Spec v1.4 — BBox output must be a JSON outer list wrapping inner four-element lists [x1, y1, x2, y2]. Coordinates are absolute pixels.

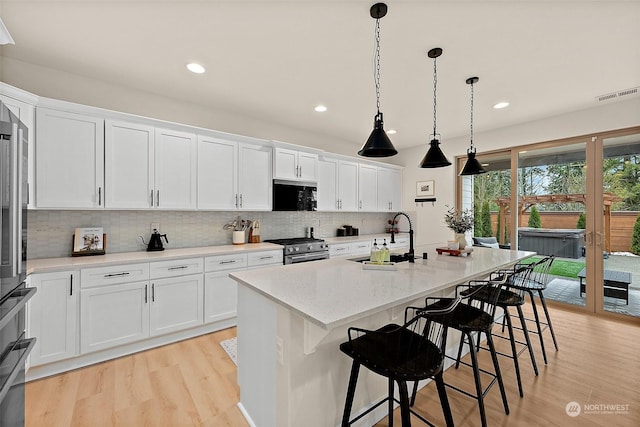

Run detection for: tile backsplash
[[27, 210, 402, 259]]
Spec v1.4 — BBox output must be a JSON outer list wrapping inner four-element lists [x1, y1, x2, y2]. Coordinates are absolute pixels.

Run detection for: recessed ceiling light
[[314, 105, 327, 112], [186, 63, 205, 74], [493, 101, 509, 109], [386, 129, 397, 135]]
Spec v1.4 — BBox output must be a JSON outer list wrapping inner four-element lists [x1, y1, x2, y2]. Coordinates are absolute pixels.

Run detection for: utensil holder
[[233, 231, 245, 245]]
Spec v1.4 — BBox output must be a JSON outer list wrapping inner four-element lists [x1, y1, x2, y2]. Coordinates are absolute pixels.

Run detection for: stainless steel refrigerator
[[0, 101, 36, 425]]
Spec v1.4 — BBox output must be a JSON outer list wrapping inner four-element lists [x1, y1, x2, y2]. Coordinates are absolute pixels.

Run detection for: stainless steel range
[[264, 238, 329, 264]]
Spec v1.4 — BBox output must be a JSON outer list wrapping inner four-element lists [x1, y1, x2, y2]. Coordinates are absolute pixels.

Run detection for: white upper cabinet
[[105, 122, 196, 209], [273, 146, 318, 182], [317, 157, 338, 211], [197, 135, 238, 210], [35, 108, 105, 208], [377, 166, 402, 212], [238, 143, 272, 210], [154, 128, 197, 209], [337, 160, 359, 211], [358, 163, 377, 211], [104, 120, 154, 209], [198, 137, 271, 211]]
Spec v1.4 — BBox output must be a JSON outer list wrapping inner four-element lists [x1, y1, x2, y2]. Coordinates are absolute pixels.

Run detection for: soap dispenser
[[370, 239, 380, 264], [382, 239, 390, 263]]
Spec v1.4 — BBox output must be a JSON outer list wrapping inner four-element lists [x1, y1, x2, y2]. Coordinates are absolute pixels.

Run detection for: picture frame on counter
[[72, 227, 106, 256], [416, 180, 435, 197]]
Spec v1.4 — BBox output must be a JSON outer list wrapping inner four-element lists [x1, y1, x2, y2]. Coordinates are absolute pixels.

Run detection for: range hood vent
[[595, 86, 639, 103]]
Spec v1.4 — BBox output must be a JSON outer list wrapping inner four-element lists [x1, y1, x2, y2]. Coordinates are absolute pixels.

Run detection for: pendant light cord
[[469, 80, 474, 151], [374, 18, 381, 115], [432, 55, 438, 136]]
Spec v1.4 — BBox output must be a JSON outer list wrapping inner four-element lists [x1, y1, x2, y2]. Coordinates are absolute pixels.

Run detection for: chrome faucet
[[390, 212, 415, 263]]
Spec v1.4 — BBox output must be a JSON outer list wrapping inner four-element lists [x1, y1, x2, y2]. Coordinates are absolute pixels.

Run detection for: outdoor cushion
[[473, 237, 499, 248]]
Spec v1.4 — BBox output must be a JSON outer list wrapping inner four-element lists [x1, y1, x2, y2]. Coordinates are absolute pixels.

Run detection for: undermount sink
[[349, 253, 416, 263]]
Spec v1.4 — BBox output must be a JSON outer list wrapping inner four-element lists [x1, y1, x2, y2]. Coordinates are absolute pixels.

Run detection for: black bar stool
[[508, 256, 558, 364], [418, 278, 510, 427], [478, 263, 539, 398], [340, 298, 461, 427]]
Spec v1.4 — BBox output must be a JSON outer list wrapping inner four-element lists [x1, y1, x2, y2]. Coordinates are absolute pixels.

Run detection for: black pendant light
[[460, 76, 487, 176], [358, 3, 397, 157], [419, 48, 451, 168]]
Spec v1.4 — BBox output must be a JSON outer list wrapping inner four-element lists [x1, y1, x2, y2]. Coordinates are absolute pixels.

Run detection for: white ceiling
[[1, 0, 639, 153]]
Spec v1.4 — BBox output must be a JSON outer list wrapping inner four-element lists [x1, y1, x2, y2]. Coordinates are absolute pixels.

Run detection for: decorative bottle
[[370, 239, 380, 264], [382, 239, 390, 263]]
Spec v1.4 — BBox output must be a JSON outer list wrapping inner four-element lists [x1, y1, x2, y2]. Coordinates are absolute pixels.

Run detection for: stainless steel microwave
[[272, 180, 317, 211]]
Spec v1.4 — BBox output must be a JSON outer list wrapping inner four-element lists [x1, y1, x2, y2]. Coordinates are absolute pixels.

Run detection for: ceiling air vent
[[596, 87, 639, 102]]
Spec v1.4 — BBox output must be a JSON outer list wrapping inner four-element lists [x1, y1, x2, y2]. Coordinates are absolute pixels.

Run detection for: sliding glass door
[[459, 126, 640, 319]]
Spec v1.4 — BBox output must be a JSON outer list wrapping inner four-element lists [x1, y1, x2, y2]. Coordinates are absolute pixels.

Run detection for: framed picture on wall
[[72, 227, 106, 256], [416, 180, 435, 197]]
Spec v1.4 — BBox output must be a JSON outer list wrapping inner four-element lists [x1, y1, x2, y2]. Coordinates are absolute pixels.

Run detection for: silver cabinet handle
[[235, 194, 239, 208], [259, 255, 273, 260], [359, 201, 362, 209], [70, 274, 73, 296], [156, 190, 160, 207], [152, 283, 155, 302], [168, 265, 188, 271], [220, 260, 237, 264], [239, 194, 243, 208], [104, 272, 130, 278], [145, 284, 148, 303], [98, 187, 102, 206], [151, 190, 154, 207]]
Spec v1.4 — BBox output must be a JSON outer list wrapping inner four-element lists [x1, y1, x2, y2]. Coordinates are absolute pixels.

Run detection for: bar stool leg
[[342, 361, 360, 426], [516, 305, 539, 376], [503, 309, 525, 398], [397, 380, 411, 427], [527, 289, 548, 364], [465, 331, 488, 427], [538, 290, 559, 350], [388, 379, 395, 427], [434, 372, 455, 427], [486, 332, 510, 415]]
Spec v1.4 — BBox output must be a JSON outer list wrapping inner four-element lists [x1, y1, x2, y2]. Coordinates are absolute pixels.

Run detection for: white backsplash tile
[[27, 210, 411, 259]]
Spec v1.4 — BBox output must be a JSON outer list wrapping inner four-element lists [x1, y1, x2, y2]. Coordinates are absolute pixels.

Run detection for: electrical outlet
[[151, 222, 160, 233]]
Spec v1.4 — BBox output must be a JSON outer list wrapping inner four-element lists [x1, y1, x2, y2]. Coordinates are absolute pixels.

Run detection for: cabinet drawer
[[81, 263, 150, 288], [205, 253, 248, 272], [329, 243, 351, 257], [247, 250, 283, 267], [150, 257, 204, 279], [351, 241, 372, 254]]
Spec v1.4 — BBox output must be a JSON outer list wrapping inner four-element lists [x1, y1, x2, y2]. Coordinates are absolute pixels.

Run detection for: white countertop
[[27, 242, 283, 274], [230, 245, 535, 330]]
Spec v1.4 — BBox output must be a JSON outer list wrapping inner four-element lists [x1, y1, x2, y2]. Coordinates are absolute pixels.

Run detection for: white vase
[[455, 233, 467, 250]]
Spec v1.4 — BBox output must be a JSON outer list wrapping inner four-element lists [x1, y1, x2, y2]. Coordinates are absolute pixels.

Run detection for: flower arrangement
[[444, 206, 474, 234]]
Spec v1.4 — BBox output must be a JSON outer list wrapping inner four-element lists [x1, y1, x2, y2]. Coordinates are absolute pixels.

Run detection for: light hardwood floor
[[26, 304, 640, 426]]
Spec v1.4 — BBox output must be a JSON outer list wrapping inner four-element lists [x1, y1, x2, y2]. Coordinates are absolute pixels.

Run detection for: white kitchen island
[[230, 245, 534, 427]]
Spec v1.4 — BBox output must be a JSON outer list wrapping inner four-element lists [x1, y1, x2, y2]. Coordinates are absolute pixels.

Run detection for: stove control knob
[[308, 245, 313, 251], [294, 246, 299, 252], [287, 247, 294, 253]]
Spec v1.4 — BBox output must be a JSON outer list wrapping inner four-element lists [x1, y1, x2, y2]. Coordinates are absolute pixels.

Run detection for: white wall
[[396, 97, 640, 247], [1, 57, 379, 160]]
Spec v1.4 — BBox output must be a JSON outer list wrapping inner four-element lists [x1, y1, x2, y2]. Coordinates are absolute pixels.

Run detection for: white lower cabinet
[[29, 271, 79, 366], [205, 270, 239, 323], [150, 274, 204, 336], [80, 281, 150, 354]]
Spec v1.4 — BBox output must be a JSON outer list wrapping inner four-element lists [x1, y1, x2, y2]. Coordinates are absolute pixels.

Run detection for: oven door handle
[[288, 252, 329, 263], [0, 336, 36, 405], [0, 286, 36, 331]]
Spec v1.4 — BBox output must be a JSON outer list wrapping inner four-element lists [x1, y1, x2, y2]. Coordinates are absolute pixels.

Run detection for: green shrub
[[528, 206, 541, 228], [576, 212, 586, 229], [480, 202, 492, 237], [632, 214, 640, 255]]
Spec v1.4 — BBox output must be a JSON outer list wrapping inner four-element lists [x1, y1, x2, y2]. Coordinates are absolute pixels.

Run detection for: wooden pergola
[[494, 193, 622, 252]]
